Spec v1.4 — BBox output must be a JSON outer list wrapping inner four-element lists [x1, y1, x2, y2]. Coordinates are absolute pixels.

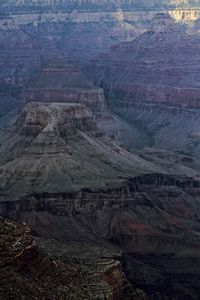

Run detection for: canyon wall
[[89, 13, 200, 155], [0, 217, 144, 300], [1, 173, 200, 299], [22, 60, 108, 116], [0, 2, 200, 299], [0, 0, 200, 123], [0, 101, 200, 298]]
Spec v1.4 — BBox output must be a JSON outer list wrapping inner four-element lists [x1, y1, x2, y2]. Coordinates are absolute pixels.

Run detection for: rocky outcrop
[[0, 217, 142, 300], [0, 101, 167, 201], [1, 172, 200, 299], [21, 58, 154, 150], [0, 4, 200, 300], [169, 8, 200, 23], [1, 98, 200, 299]]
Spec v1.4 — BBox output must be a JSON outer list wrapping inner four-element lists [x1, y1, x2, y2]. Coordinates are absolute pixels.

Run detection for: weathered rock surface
[[0, 217, 144, 300], [1, 102, 200, 299], [113, 104, 200, 157], [0, 102, 165, 202], [21, 58, 153, 149], [0, 0, 199, 125], [0, 0, 199, 90], [90, 14, 200, 104], [89, 13, 200, 155], [0, 3, 200, 300], [23, 59, 108, 116], [1, 173, 200, 299]]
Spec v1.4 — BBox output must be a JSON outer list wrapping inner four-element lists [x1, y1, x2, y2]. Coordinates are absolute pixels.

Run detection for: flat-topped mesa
[[0, 101, 172, 201], [22, 59, 107, 117], [19, 102, 94, 134], [20, 102, 95, 157]]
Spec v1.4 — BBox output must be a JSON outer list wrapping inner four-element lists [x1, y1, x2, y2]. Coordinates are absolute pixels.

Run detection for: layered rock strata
[[89, 14, 200, 154], [0, 0, 199, 92], [0, 102, 164, 201], [1, 172, 200, 299], [22, 59, 107, 116], [0, 102, 200, 299], [0, 217, 143, 300]]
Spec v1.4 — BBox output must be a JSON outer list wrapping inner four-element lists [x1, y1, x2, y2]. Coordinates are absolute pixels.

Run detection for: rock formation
[[0, 0, 199, 124], [0, 102, 200, 298], [22, 59, 107, 116], [0, 2, 200, 300], [0, 217, 144, 300], [22, 58, 156, 150], [89, 13, 200, 155], [0, 0, 199, 90], [0, 101, 164, 202]]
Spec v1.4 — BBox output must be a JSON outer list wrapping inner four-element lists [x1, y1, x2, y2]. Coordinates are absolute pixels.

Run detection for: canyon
[[1, 101, 200, 299], [0, 0, 200, 94], [0, 1, 200, 299], [89, 13, 200, 156]]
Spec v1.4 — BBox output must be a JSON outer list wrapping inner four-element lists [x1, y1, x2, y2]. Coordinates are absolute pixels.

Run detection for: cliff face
[[20, 58, 148, 150], [1, 2, 200, 299], [89, 14, 200, 155], [0, 0, 199, 124], [1, 173, 200, 299], [169, 8, 200, 23], [91, 14, 200, 93], [0, 102, 166, 202], [1, 173, 200, 247], [0, 0, 199, 89], [1, 102, 200, 298], [22, 59, 107, 116], [0, 103, 200, 299], [0, 217, 143, 300]]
